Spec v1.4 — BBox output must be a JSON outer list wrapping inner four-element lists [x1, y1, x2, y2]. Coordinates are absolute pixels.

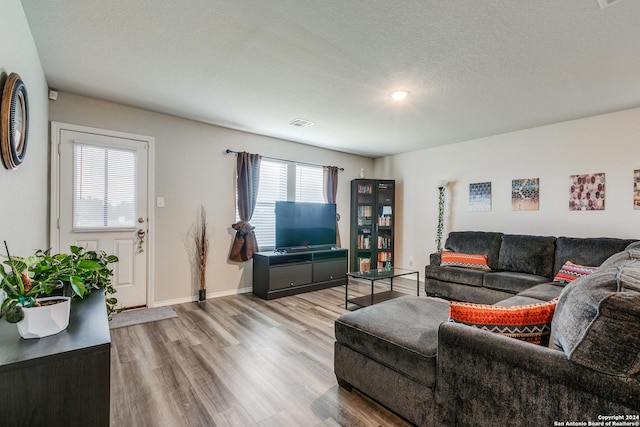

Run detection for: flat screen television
[[275, 201, 336, 250]]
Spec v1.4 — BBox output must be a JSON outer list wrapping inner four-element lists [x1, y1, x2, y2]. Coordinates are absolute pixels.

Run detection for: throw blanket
[[229, 220, 259, 262]]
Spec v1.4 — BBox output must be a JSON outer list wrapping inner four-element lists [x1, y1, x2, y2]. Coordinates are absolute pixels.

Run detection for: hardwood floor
[[110, 279, 417, 426]]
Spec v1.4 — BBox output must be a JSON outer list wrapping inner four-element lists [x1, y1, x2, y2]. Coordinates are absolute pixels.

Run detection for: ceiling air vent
[[597, 0, 624, 8], [289, 118, 315, 128]]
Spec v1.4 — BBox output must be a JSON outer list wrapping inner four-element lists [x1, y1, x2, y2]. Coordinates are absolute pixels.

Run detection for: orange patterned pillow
[[553, 261, 598, 283], [448, 298, 558, 345], [440, 251, 491, 271]]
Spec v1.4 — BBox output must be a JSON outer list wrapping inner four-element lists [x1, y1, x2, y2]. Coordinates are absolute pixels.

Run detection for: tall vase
[[198, 288, 206, 303]]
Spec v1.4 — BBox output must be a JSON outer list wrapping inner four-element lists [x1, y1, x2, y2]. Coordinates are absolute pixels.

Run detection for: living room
[[2, 0, 640, 425]]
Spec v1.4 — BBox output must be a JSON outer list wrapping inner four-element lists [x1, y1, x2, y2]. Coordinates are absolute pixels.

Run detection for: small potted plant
[[32, 246, 121, 318], [1, 242, 121, 338], [0, 251, 70, 339]]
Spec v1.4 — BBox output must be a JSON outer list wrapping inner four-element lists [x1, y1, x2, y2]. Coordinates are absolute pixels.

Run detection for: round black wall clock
[[1, 72, 29, 170]]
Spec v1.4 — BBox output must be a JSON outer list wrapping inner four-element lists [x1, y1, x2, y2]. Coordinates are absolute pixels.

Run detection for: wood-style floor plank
[[110, 279, 416, 426]]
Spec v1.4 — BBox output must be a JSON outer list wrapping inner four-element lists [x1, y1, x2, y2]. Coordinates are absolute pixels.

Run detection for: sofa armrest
[[436, 322, 640, 426], [429, 252, 441, 266]]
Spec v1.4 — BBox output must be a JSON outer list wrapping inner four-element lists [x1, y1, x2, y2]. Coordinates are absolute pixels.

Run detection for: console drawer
[[269, 262, 313, 290], [313, 258, 347, 283]]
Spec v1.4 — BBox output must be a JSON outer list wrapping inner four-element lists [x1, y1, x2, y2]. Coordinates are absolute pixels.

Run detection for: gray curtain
[[229, 152, 261, 262], [323, 166, 341, 248]]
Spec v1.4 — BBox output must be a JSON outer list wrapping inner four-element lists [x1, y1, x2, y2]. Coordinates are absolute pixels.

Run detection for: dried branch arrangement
[[193, 204, 209, 294]]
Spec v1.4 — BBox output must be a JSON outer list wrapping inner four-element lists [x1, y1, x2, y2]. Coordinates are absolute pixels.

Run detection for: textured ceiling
[[20, 0, 640, 157]]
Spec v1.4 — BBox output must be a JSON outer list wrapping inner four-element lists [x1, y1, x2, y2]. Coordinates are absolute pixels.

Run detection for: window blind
[[73, 143, 137, 230], [252, 160, 288, 248], [295, 164, 325, 203]]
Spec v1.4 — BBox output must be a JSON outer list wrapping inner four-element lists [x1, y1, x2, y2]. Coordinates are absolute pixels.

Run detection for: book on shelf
[[378, 261, 392, 270], [377, 251, 392, 262], [357, 183, 373, 194], [358, 257, 371, 271], [378, 215, 392, 226], [357, 234, 371, 249], [377, 235, 391, 249]]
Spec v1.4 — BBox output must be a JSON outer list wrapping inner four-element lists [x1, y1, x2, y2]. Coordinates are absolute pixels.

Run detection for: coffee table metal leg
[[345, 275, 348, 309], [371, 280, 374, 306], [416, 272, 420, 296]]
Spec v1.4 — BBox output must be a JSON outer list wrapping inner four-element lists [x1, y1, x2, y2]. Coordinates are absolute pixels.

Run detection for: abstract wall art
[[569, 173, 605, 211], [634, 170, 640, 210], [512, 178, 539, 211], [469, 182, 492, 212]]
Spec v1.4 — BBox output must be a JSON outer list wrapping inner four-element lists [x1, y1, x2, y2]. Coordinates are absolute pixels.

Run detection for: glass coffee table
[[345, 267, 419, 310]]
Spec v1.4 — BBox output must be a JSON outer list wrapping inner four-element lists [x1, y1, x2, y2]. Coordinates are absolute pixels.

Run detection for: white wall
[[0, 0, 49, 255], [376, 107, 640, 274], [49, 92, 374, 305]]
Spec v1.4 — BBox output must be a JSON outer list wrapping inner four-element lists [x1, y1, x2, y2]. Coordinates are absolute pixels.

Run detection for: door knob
[[137, 229, 146, 238]]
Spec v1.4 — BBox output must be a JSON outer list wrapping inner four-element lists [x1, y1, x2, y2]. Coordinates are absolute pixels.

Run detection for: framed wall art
[[569, 173, 605, 211], [512, 178, 539, 211], [469, 182, 492, 211], [634, 170, 640, 210]]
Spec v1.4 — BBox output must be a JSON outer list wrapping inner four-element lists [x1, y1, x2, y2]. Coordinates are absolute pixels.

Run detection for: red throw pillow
[[449, 298, 558, 345], [440, 251, 491, 271], [553, 261, 598, 283]]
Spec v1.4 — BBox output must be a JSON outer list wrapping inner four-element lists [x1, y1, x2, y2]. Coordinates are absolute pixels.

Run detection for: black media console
[[253, 248, 348, 299]]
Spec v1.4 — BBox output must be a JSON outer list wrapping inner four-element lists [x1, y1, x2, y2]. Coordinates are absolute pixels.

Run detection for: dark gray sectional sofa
[[425, 231, 637, 304], [334, 232, 640, 426]]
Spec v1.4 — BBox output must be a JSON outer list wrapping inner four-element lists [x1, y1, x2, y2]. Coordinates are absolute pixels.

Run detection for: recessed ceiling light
[[390, 90, 410, 101]]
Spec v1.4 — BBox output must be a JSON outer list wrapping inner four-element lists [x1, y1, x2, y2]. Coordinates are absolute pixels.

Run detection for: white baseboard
[[151, 286, 253, 308]]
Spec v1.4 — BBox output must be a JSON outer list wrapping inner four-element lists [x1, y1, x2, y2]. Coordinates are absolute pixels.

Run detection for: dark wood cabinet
[[350, 179, 395, 271], [253, 248, 348, 299], [0, 291, 111, 427]]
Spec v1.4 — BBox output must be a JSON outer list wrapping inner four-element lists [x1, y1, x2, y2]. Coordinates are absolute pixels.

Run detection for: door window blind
[[73, 142, 137, 230]]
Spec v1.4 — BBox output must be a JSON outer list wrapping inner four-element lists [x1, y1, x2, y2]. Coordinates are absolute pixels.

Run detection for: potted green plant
[[0, 251, 70, 339], [32, 246, 121, 318], [1, 243, 121, 339]]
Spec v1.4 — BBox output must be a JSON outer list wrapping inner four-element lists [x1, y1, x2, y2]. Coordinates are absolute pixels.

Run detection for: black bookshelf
[[350, 179, 395, 272]]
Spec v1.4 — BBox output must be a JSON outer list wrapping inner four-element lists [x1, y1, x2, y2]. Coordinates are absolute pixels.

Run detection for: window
[[296, 164, 324, 203], [236, 160, 326, 249], [250, 160, 288, 248], [73, 142, 137, 230]]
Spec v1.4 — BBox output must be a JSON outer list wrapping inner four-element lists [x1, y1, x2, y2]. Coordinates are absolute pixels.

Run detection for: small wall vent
[[289, 118, 315, 128]]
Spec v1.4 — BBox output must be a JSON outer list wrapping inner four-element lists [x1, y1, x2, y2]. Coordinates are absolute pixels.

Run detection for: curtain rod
[[225, 149, 344, 171]]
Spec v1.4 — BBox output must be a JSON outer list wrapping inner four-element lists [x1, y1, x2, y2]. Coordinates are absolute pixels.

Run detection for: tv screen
[[275, 201, 336, 250]]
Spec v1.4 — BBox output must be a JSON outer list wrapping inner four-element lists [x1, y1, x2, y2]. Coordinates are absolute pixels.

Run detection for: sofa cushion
[[516, 282, 564, 302], [425, 265, 485, 287], [440, 251, 491, 271], [444, 231, 504, 270], [553, 261, 598, 283], [552, 236, 637, 277], [334, 296, 450, 387], [483, 271, 550, 294], [449, 298, 557, 345], [550, 249, 640, 377], [493, 295, 546, 306], [498, 234, 556, 277]]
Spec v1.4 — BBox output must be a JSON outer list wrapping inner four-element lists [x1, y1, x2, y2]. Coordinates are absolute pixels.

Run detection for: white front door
[[51, 123, 153, 309]]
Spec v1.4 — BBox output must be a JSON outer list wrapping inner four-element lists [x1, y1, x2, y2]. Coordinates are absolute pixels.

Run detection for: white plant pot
[[16, 296, 71, 339]]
